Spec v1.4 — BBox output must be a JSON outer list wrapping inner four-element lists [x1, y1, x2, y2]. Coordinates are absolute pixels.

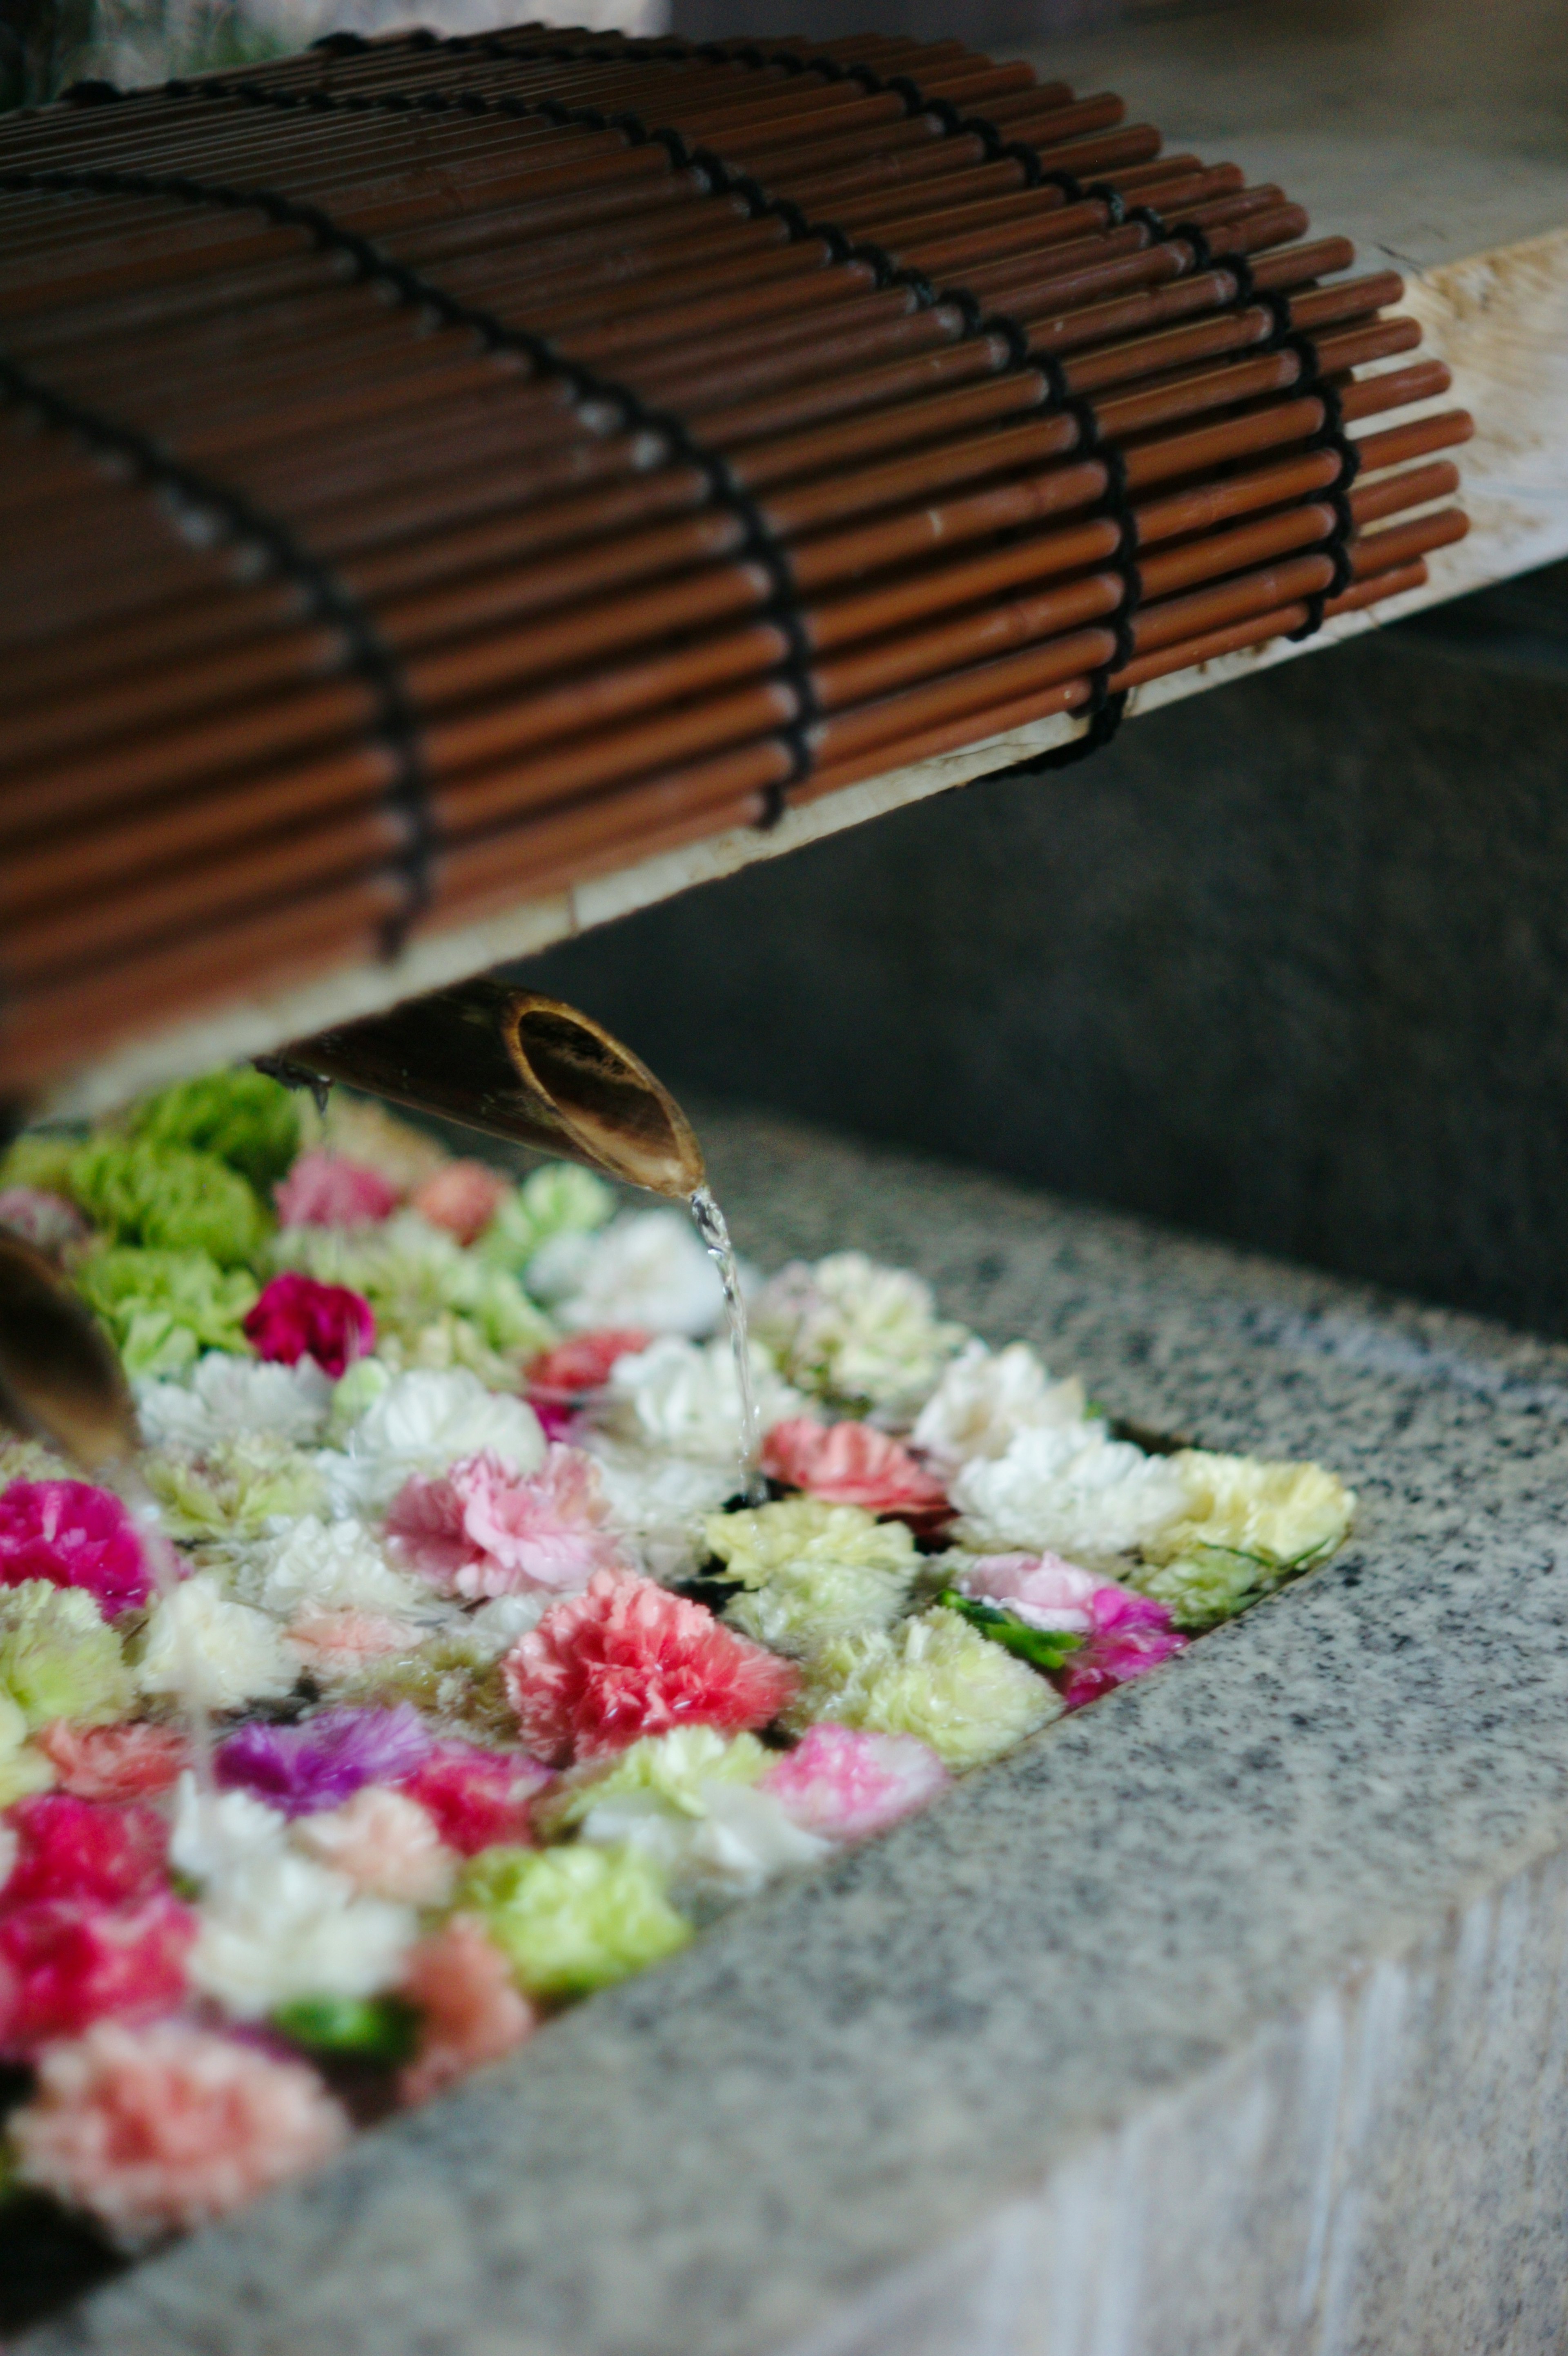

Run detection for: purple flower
[[215, 1707, 434, 1819]]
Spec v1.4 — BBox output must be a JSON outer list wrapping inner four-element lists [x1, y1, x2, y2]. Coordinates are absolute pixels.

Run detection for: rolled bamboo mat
[[0, 23, 1470, 1097]]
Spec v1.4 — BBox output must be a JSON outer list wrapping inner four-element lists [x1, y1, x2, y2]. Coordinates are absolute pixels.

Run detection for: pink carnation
[[387, 1446, 628, 1599], [274, 1150, 398, 1228], [1055, 1585, 1187, 1710], [243, 1271, 374, 1378], [283, 1605, 418, 1672], [503, 1569, 799, 1766], [397, 1913, 535, 2106], [410, 1161, 510, 1246], [0, 1894, 195, 2058], [10, 2020, 349, 2240], [397, 1742, 551, 1855], [527, 1329, 652, 1400], [954, 1551, 1112, 1632], [761, 1418, 951, 1530], [1, 1795, 168, 1910], [761, 1725, 951, 1843], [0, 1479, 151, 1614], [0, 1186, 91, 1258], [35, 1721, 190, 1803], [293, 1787, 456, 1904]]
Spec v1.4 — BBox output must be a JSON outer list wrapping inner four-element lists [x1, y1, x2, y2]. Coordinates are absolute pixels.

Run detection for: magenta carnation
[[503, 1569, 799, 1766], [0, 1895, 195, 2058], [215, 1705, 433, 1819], [36, 1721, 190, 1803], [243, 1271, 374, 1378], [1054, 1586, 1187, 1710], [388, 1446, 628, 1600], [274, 1151, 398, 1228], [1, 1796, 169, 1911], [0, 1480, 151, 1614], [760, 1418, 951, 1529], [761, 1725, 951, 1843], [397, 1742, 551, 1856]]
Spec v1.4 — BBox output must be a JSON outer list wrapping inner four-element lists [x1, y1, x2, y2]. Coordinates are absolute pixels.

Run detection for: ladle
[[0, 1228, 139, 1472]]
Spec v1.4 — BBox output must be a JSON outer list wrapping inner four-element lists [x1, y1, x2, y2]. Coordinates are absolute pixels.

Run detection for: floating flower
[[143, 1438, 327, 1546], [35, 1721, 189, 1803], [477, 1162, 614, 1277], [1141, 1450, 1356, 1571], [503, 1570, 798, 1765], [704, 1496, 919, 1584], [274, 1151, 398, 1228], [760, 1724, 951, 1842], [529, 1209, 724, 1338], [0, 1134, 81, 1198], [410, 1161, 510, 1247], [322, 1367, 545, 1517], [130, 1070, 301, 1196], [911, 1340, 1089, 1475], [292, 1787, 456, 1905], [296, 1094, 448, 1195], [69, 1137, 268, 1267], [526, 1329, 652, 1438], [9, 2020, 348, 2241], [571, 1781, 829, 1908], [0, 1479, 151, 1614], [187, 1846, 416, 2017], [396, 1741, 551, 1855], [458, 1842, 691, 1999], [949, 1551, 1113, 1632], [1126, 1547, 1268, 1631], [537, 1726, 770, 1839], [1054, 1587, 1185, 1709], [396, 1913, 536, 2105], [277, 1215, 552, 1389], [0, 1186, 91, 1258], [0, 1894, 196, 2057], [0, 1794, 168, 1910], [134, 1351, 334, 1452], [950, 1424, 1187, 1561], [215, 1705, 432, 1819], [0, 1583, 133, 1731], [136, 1575, 296, 1713], [243, 1273, 375, 1380], [257, 1514, 424, 1619], [599, 1335, 802, 1464], [724, 1558, 915, 1662], [785, 1607, 1059, 1772], [283, 1607, 421, 1676], [75, 1248, 259, 1378], [754, 1253, 968, 1422], [387, 1446, 628, 1599], [760, 1418, 949, 1527], [576, 1440, 737, 1584]]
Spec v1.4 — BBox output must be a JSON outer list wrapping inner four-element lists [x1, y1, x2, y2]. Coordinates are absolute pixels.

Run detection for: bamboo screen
[[0, 26, 1470, 1101]]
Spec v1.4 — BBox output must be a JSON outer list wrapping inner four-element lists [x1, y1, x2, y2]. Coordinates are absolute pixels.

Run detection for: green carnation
[[458, 1843, 692, 1999], [0, 1133, 83, 1198], [704, 1496, 918, 1585], [129, 1068, 301, 1194], [784, 1605, 1058, 1772], [537, 1727, 768, 1840], [477, 1162, 614, 1276], [69, 1137, 268, 1266], [726, 1558, 912, 1659], [1129, 1547, 1270, 1630], [75, 1248, 258, 1376], [0, 1582, 133, 1730], [0, 1690, 56, 1804], [144, 1438, 327, 1542]]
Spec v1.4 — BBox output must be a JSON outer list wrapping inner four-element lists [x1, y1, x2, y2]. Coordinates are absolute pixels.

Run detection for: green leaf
[[271, 1995, 420, 2064], [936, 1591, 1084, 1674]]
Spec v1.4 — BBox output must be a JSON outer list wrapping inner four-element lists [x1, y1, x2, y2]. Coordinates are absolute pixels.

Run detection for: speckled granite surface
[[26, 1110, 1568, 2356]]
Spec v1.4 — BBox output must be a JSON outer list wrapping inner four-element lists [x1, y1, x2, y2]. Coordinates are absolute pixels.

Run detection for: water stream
[[116, 1462, 217, 1803], [689, 1183, 766, 1506]]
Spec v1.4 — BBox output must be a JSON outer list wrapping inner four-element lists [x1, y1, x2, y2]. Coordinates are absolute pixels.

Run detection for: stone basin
[[24, 1107, 1568, 2356]]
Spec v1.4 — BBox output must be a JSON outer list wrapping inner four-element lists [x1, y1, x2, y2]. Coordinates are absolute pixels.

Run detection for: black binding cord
[[0, 343, 431, 952]]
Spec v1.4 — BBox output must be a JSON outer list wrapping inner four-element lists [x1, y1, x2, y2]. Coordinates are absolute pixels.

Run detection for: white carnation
[[580, 1438, 738, 1582], [911, 1340, 1088, 1474], [320, 1367, 544, 1515], [528, 1208, 726, 1337], [169, 1775, 290, 1881], [188, 1846, 417, 2015], [464, 1591, 554, 1654], [950, 1424, 1187, 1561], [138, 1574, 296, 1711], [598, 1335, 803, 1464], [755, 1252, 968, 1422], [135, 1351, 333, 1452], [577, 1781, 829, 1909], [257, 1516, 425, 1619]]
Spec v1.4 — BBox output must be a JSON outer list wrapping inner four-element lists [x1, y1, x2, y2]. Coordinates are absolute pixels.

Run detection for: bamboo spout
[[0, 1231, 138, 1474], [279, 985, 706, 1200]]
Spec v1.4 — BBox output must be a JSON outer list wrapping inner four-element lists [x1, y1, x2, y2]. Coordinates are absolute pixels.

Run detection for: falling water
[[690, 1183, 766, 1505], [115, 1462, 217, 1800]]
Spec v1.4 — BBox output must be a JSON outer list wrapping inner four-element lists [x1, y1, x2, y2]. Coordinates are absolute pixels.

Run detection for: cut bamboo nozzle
[[0, 1230, 139, 1473], [281, 983, 706, 1199]]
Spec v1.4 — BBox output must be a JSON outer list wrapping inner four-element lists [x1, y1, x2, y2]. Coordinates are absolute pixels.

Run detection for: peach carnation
[[410, 1161, 510, 1246], [35, 1721, 190, 1803], [387, 1445, 628, 1599], [11, 2019, 349, 2240], [283, 1605, 419, 1673], [397, 1912, 535, 2106], [274, 1151, 398, 1228], [293, 1786, 457, 1906], [503, 1569, 799, 1766], [761, 1419, 951, 1530]]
